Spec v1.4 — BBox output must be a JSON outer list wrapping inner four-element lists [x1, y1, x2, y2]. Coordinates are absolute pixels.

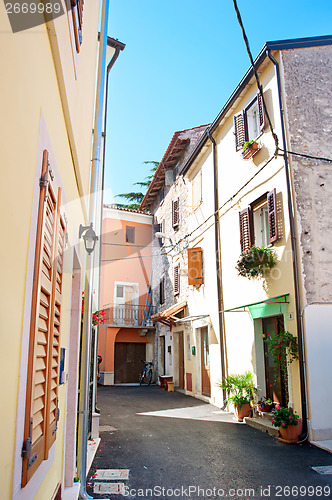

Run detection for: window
[[116, 285, 124, 298], [234, 92, 265, 150], [22, 150, 65, 486], [172, 198, 180, 228], [126, 226, 135, 244], [174, 263, 180, 296], [239, 189, 278, 253], [71, 0, 84, 53], [159, 277, 165, 305], [192, 171, 202, 208], [188, 247, 203, 285]]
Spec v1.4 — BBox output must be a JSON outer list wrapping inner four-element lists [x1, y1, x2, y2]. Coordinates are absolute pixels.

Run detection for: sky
[[103, 0, 332, 205]]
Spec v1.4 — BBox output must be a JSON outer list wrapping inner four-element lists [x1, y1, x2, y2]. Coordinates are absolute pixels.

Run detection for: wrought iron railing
[[103, 304, 156, 327]]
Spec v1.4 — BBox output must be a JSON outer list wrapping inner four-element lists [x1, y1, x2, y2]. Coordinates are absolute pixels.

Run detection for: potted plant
[[241, 140, 260, 159], [258, 398, 274, 412], [236, 245, 277, 280], [216, 371, 257, 422], [265, 330, 298, 382], [271, 406, 301, 443]]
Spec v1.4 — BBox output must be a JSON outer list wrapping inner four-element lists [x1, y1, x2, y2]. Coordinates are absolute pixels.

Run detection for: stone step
[[244, 416, 279, 438]]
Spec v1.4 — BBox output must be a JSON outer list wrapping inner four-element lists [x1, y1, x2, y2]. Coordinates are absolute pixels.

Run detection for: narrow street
[[87, 386, 332, 499]]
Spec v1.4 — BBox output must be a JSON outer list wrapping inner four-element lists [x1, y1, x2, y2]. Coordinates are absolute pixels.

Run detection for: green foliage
[[115, 161, 159, 210], [271, 406, 299, 428], [216, 371, 257, 409], [265, 330, 298, 382], [242, 139, 257, 151], [236, 246, 277, 279]]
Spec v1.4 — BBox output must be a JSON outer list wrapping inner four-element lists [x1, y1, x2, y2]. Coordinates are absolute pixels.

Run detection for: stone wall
[[282, 45, 332, 302]]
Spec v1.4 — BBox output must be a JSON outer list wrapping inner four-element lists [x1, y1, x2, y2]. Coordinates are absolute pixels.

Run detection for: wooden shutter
[[22, 151, 63, 485], [257, 92, 265, 133], [71, 0, 84, 52], [172, 198, 179, 227], [239, 207, 253, 253], [234, 112, 245, 151], [159, 277, 165, 305], [267, 189, 278, 243], [174, 264, 180, 296], [188, 248, 203, 285]]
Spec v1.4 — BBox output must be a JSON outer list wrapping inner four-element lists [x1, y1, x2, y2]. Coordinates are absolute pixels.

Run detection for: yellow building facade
[[0, 1, 116, 498]]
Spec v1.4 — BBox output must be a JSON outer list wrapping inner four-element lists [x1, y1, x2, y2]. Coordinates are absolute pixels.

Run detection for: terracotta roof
[[151, 300, 187, 326], [103, 204, 151, 215], [140, 124, 210, 210]]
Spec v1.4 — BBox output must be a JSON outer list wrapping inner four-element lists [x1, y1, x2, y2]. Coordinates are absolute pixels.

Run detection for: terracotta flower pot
[[259, 403, 273, 413], [278, 418, 302, 443], [235, 403, 251, 422]]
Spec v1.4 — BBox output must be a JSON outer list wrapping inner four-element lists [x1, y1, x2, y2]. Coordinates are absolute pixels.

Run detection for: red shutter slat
[[239, 207, 253, 253], [174, 264, 180, 296], [267, 189, 278, 243], [172, 198, 179, 227], [234, 112, 245, 151], [258, 92, 265, 133]]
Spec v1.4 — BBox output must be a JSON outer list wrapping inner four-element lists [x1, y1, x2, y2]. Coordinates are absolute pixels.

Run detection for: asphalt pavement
[[87, 385, 332, 499]]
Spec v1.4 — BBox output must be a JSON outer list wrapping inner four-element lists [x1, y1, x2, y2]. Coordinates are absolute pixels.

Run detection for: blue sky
[[103, 0, 331, 204]]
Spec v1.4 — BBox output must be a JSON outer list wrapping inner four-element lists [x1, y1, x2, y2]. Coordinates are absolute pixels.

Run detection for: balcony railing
[[103, 304, 156, 327]]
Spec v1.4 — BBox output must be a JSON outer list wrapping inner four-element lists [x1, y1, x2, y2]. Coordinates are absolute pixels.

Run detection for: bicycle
[[139, 361, 154, 385]]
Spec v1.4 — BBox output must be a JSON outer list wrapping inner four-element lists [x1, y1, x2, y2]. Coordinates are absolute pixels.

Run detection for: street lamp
[[79, 223, 98, 255]]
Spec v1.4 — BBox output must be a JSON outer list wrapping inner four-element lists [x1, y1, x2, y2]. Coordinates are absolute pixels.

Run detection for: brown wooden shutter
[[71, 0, 84, 52], [172, 198, 179, 227], [22, 151, 54, 485], [267, 189, 278, 243], [234, 112, 245, 151], [22, 152, 64, 485], [174, 264, 180, 296], [188, 247, 203, 285], [239, 207, 253, 253], [257, 92, 265, 133], [159, 277, 165, 305], [45, 195, 65, 454]]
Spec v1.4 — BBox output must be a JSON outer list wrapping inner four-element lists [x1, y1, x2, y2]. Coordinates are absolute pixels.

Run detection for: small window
[[234, 92, 265, 150], [116, 286, 124, 298], [126, 226, 135, 244], [174, 263, 180, 296], [239, 189, 278, 251], [159, 277, 165, 305], [192, 171, 202, 209], [172, 198, 180, 228]]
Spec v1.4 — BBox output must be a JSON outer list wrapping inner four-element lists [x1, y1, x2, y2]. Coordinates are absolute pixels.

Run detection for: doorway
[[114, 342, 146, 383], [201, 327, 211, 397], [262, 316, 288, 406], [178, 332, 185, 389]]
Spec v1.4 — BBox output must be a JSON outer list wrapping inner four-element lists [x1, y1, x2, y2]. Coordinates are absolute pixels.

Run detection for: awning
[[151, 300, 187, 327], [221, 294, 289, 313]]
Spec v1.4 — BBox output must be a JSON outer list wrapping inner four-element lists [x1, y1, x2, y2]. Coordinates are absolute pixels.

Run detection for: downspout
[[77, 0, 110, 497], [266, 50, 308, 441], [206, 129, 226, 402]]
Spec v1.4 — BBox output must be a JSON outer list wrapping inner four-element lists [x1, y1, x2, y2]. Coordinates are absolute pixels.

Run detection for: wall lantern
[[79, 223, 98, 255]]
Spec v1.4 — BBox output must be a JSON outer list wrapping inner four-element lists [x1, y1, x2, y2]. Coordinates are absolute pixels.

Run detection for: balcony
[[103, 304, 156, 328]]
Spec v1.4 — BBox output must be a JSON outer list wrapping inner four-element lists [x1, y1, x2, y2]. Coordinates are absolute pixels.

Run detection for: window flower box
[[241, 140, 260, 159]]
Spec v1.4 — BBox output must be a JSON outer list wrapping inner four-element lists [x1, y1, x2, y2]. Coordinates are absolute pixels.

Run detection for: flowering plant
[[81, 292, 105, 326], [271, 406, 299, 428], [265, 330, 298, 382]]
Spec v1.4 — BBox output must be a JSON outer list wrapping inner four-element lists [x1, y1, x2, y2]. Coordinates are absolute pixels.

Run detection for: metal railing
[[104, 303, 156, 327]]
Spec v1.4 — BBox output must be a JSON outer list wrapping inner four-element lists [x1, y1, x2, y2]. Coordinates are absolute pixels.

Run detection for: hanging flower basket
[[265, 330, 298, 382], [241, 140, 260, 159], [236, 246, 277, 280]]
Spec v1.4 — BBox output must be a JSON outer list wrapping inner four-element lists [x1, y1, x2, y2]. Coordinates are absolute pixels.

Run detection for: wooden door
[[160, 336, 165, 376], [114, 343, 146, 383], [178, 332, 185, 389], [201, 327, 211, 397], [263, 316, 288, 406]]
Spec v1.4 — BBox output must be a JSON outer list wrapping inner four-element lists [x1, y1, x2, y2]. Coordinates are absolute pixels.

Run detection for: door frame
[[200, 326, 211, 397]]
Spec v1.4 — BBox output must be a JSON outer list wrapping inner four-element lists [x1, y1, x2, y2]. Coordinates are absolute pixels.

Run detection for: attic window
[[234, 92, 265, 151]]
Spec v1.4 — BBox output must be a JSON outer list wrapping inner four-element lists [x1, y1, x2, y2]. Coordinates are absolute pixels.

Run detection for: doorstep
[[244, 411, 279, 438], [312, 440, 332, 453]]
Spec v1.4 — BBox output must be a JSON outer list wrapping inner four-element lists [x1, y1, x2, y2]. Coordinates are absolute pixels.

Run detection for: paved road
[[87, 386, 332, 499]]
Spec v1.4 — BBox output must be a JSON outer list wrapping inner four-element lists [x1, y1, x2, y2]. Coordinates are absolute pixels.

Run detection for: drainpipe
[[206, 129, 226, 402], [77, 0, 110, 497], [266, 50, 308, 441]]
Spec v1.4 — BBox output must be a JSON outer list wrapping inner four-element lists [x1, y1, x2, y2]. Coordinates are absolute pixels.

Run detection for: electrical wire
[[278, 149, 332, 164]]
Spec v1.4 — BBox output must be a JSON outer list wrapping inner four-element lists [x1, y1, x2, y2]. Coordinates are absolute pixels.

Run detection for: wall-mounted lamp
[[79, 223, 98, 255]]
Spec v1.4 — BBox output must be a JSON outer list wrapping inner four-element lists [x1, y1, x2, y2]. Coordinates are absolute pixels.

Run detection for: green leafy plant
[[216, 371, 257, 409], [236, 245, 277, 279], [271, 406, 299, 428], [242, 139, 257, 151], [265, 330, 298, 381]]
